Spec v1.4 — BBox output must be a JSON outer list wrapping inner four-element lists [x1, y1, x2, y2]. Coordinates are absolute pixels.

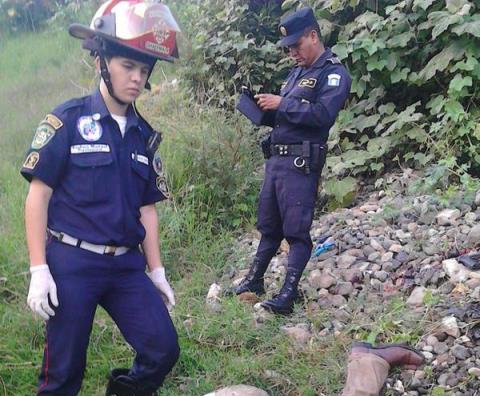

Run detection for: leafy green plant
[[181, 0, 480, 206]]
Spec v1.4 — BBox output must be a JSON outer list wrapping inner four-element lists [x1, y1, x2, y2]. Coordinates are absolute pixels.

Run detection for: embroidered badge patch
[[156, 175, 170, 198], [44, 114, 63, 130], [298, 78, 317, 88], [71, 144, 110, 154], [32, 123, 56, 149], [152, 152, 163, 175], [77, 116, 103, 142], [327, 73, 341, 87], [23, 152, 40, 170]]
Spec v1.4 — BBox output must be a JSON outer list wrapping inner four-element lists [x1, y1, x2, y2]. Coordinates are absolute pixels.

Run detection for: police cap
[[278, 7, 318, 47]]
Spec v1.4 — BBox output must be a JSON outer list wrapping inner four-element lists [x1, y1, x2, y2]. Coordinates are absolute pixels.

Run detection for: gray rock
[[381, 252, 394, 262], [308, 270, 336, 289], [467, 224, 480, 246], [370, 238, 384, 251], [374, 270, 389, 282], [436, 209, 461, 226], [337, 254, 357, 269], [389, 244, 403, 253], [332, 282, 354, 296], [281, 325, 312, 346], [368, 252, 381, 262], [204, 385, 269, 396], [342, 269, 363, 283], [407, 286, 426, 306], [433, 342, 449, 354], [468, 367, 480, 377], [451, 344, 470, 360], [443, 259, 480, 282]]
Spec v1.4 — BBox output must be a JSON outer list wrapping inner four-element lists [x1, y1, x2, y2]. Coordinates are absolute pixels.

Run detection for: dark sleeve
[[276, 66, 351, 129], [20, 114, 70, 188]]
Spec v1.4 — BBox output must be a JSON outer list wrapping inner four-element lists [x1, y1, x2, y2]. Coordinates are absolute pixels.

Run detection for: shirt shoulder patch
[[31, 122, 56, 149], [23, 151, 40, 170], [327, 73, 342, 87], [44, 114, 63, 130]]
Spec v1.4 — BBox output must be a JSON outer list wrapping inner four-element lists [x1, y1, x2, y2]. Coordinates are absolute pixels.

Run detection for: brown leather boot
[[351, 342, 424, 369]]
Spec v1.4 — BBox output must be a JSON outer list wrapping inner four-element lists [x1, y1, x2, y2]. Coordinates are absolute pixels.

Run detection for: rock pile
[[218, 169, 480, 394]]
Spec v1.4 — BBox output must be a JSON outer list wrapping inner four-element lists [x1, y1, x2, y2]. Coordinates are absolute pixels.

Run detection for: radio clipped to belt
[[293, 140, 311, 174], [293, 140, 311, 175]]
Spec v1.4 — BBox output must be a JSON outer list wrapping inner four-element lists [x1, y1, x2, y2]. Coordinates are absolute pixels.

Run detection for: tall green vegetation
[[180, 0, 480, 202]]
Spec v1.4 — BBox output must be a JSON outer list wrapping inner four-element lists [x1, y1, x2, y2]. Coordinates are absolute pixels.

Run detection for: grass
[[0, 29, 430, 396]]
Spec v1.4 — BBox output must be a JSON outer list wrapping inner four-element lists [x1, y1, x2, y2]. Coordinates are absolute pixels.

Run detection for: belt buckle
[[104, 245, 117, 256], [277, 144, 288, 156]]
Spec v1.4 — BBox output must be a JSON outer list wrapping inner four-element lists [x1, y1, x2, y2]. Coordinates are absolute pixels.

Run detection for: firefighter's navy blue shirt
[[21, 89, 167, 247], [267, 48, 351, 144]]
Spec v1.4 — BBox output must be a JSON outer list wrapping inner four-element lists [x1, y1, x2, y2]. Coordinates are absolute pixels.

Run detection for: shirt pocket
[[130, 154, 150, 205], [69, 153, 113, 205], [291, 87, 316, 103]]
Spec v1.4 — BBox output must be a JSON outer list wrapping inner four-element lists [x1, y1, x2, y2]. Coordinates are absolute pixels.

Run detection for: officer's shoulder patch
[[32, 122, 56, 149], [44, 114, 63, 130], [153, 152, 163, 175], [156, 174, 170, 198], [23, 151, 40, 170], [327, 73, 341, 87], [327, 57, 342, 64]]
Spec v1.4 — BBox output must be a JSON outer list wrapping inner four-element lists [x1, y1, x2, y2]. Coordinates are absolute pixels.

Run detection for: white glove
[[27, 265, 58, 320], [148, 267, 175, 309]]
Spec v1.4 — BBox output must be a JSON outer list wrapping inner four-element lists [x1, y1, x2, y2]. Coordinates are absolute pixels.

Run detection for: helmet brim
[[69, 23, 95, 40], [68, 23, 177, 63]]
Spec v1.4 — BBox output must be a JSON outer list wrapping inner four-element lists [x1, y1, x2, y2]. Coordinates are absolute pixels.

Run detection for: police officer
[[21, 1, 181, 395], [234, 7, 351, 314]]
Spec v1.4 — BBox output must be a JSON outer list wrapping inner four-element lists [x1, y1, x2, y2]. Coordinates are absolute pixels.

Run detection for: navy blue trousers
[[37, 240, 179, 396], [256, 155, 322, 272]]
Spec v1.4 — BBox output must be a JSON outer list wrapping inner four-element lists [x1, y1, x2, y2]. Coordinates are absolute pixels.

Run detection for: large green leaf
[[367, 137, 392, 156], [452, 16, 480, 38], [324, 177, 357, 204], [355, 114, 381, 132], [429, 11, 463, 39], [448, 74, 473, 94], [413, 0, 436, 11], [418, 43, 465, 81]]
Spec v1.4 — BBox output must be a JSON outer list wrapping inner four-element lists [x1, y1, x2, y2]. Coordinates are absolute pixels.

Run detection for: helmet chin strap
[[99, 54, 128, 106]]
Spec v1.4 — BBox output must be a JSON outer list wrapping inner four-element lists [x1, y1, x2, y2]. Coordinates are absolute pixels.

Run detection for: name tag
[[132, 153, 149, 165], [298, 78, 317, 88], [71, 144, 110, 154]]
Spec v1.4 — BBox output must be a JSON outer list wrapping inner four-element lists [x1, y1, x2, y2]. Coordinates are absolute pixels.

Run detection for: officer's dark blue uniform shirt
[[21, 89, 167, 247], [267, 48, 351, 144]]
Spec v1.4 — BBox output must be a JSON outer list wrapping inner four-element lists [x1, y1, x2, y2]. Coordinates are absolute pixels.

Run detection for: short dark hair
[[303, 23, 322, 41]]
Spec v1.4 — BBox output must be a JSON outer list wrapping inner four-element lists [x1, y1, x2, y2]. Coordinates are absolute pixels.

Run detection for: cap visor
[[277, 31, 304, 47], [68, 23, 95, 40]]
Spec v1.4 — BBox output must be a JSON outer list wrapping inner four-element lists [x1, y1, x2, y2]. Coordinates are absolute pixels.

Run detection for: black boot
[[105, 368, 156, 396], [234, 257, 269, 296], [261, 268, 302, 315]]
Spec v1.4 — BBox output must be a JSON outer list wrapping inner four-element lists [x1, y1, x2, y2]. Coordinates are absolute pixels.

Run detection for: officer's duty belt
[[271, 143, 325, 156], [48, 229, 130, 256]]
